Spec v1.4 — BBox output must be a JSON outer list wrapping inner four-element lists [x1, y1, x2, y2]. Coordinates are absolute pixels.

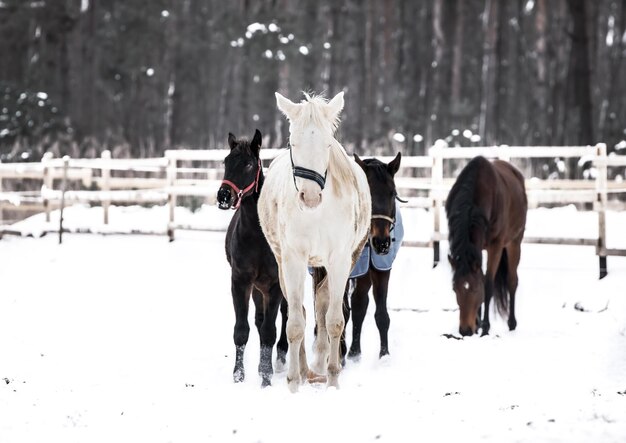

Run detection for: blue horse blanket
[[350, 202, 404, 278], [307, 202, 404, 278]]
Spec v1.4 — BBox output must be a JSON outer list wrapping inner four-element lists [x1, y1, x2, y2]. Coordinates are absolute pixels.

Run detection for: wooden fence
[[1, 143, 625, 277]]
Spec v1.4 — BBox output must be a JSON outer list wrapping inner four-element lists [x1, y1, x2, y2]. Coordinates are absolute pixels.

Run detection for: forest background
[[0, 0, 624, 162]]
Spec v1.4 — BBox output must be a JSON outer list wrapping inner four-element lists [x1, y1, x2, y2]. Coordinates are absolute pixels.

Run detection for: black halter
[[289, 143, 327, 190]]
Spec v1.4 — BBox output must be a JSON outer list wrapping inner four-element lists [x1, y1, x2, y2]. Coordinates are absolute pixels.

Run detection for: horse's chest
[[280, 212, 353, 263]]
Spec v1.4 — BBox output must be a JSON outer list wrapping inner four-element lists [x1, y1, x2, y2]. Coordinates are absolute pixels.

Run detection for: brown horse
[[445, 156, 527, 337]]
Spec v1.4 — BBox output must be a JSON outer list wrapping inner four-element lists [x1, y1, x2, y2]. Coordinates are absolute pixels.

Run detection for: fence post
[[59, 156, 69, 244], [42, 152, 54, 223], [101, 150, 111, 224], [595, 143, 608, 279], [166, 153, 176, 241], [430, 139, 447, 267]]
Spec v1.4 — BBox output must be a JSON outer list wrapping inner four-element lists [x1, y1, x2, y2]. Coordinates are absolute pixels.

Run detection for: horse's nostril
[[299, 191, 306, 202], [217, 188, 228, 201]]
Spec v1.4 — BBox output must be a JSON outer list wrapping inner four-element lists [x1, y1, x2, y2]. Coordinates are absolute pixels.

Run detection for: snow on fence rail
[[1, 143, 624, 277]]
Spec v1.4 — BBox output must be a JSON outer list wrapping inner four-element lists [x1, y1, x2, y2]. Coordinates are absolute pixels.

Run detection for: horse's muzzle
[[217, 186, 234, 210], [459, 325, 474, 337], [371, 236, 391, 255]]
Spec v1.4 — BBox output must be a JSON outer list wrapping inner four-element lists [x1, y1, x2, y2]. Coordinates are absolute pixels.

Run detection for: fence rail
[[1, 142, 625, 277]]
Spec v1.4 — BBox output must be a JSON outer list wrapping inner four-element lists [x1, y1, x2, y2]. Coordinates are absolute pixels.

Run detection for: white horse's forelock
[[297, 92, 342, 133]]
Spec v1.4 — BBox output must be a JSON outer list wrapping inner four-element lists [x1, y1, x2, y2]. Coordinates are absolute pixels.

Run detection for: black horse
[[217, 129, 288, 387], [342, 153, 403, 360]]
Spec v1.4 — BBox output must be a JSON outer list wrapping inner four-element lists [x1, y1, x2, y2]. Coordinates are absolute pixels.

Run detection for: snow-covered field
[[1, 204, 625, 443]]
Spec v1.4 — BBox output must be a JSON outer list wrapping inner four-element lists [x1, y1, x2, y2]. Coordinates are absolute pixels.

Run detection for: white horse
[[258, 91, 371, 392]]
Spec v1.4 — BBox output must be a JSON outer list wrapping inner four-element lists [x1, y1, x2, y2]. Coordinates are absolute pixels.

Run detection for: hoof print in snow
[[444, 391, 460, 397]]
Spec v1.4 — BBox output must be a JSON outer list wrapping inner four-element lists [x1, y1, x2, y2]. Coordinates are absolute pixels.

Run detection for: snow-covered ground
[[1, 204, 625, 443]]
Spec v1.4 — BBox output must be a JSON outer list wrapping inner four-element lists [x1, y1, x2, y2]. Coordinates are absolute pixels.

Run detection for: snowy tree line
[[0, 0, 624, 162]]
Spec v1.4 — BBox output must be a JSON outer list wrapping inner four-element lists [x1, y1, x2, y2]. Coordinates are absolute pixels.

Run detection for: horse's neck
[[238, 169, 264, 217], [470, 224, 486, 251]]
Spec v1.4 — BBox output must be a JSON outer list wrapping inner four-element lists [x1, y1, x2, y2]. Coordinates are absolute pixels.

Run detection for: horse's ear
[[275, 92, 302, 121], [228, 133, 237, 150], [325, 91, 345, 123], [387, 152, 402, 176], [353, 153, 366, 171], [251, 129, 262, 157]]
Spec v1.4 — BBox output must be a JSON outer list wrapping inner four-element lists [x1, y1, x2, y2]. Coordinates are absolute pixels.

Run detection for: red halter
[[220, 159, 262, 210]]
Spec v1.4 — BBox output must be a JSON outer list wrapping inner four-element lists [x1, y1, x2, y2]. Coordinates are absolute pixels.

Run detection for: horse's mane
[[445, 156, 489, 280]]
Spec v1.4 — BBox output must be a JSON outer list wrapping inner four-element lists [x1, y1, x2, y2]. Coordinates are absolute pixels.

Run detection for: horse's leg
[[348, 274, 372, 360], [506, 241, 522, 331], [251, 289, 267, 384], [257, 283, 283, 387], [340, 279, 354, 366], [231, 277, 253, 382], [325, 258, 351, 388], [281, 254, 307, 393], [371, 269, 391, 358], [312, 270, 330, 374], [275, 295, 288, 372], [252, 288, 264, 336], [482, 246, 503, 336]]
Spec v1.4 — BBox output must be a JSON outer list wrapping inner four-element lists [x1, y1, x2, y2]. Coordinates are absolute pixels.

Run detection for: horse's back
[[491, 159, 528, 242]]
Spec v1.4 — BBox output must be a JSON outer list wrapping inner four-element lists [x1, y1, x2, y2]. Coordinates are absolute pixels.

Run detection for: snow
[[1, 204, 625, 443], [393, 133, 406, 143]]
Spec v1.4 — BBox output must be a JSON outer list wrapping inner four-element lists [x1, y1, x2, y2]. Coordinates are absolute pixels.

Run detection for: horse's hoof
[[275, 350, 287, 372], [287, 377, 300, 393], [508, 318, 517, 331], [275, 359, 287, 373], [379, 349, 390, 359], [306, 370, 327, 384], [261, 377, 272, 388], [347, 349, 361, 361], [233, 368, 245, 383], [480, 324, 490, 336], [327, 373, 340, 389]]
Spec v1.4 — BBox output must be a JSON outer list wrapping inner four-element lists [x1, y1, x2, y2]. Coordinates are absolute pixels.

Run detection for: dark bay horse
[[217, 129, 287, 387], [342, 153, 403, 360], [445, 155, 527, 337]]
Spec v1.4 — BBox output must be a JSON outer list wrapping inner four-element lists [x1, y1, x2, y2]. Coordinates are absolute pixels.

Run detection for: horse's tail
[[493, 248, 509, 317]]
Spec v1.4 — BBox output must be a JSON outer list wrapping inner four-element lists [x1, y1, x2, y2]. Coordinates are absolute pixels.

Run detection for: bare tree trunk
[[567, 0, 594, 145], [450, 0, 465, 114], [479, 0, 499, 145], [427, 0, 444, 148]]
